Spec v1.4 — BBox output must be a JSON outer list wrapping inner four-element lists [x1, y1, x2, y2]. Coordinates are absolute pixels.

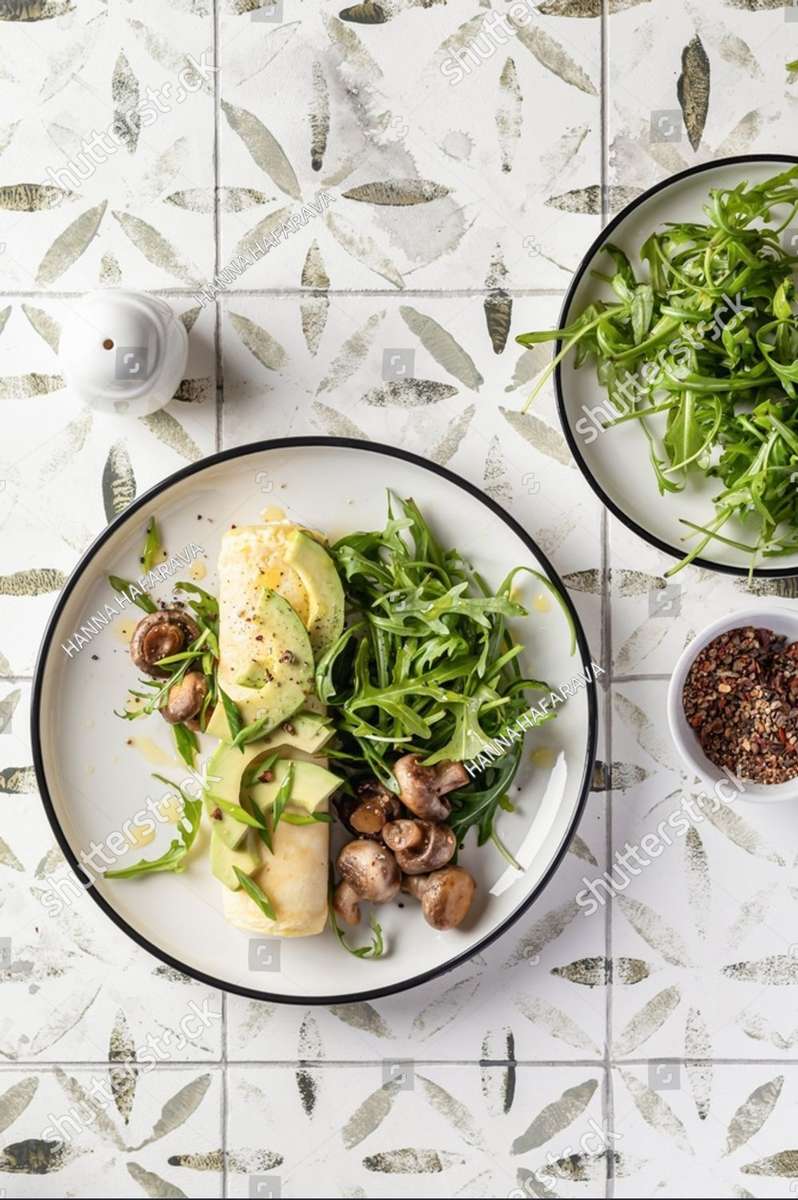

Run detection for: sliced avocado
[[250, 758, 342, 816], [210, 829, 260, 891], [257, 710, 333, 755], [207, 587, 314, 739], [204, 739, 278, 849], [235, 663, 272, 689], [285, 531, 345, 660]]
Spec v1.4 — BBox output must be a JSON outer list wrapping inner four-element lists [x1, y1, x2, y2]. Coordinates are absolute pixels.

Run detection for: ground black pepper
[[682, 625, 798, 784]]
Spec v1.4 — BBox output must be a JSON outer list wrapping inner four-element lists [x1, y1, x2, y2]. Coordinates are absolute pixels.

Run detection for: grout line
[[0, 287, 568, 300], [1, 1056, 797, 1069], [213, 0, 223, 460]]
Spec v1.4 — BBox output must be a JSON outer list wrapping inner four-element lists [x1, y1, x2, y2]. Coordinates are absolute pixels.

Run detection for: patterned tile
[[217, 1, 601, 292], [226, 1063, 609, 1199], [0, 1065, 222, 1198]]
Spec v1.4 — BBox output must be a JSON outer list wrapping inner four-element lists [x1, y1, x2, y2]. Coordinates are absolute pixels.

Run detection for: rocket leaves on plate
[[104, 776, 202, 879], [517, 164, 798, 575], [316, 495, 567, 853]]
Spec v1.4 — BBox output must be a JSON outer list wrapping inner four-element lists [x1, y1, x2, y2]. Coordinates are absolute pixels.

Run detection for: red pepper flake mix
[[682, 625, 798, 784]]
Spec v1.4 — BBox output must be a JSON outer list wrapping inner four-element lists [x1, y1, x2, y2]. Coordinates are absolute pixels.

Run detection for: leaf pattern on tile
[[684, 1007, 712, 1121], [102, 441, 137, 521], [342, 180, 450, 206], [112, 51, 141, 155], [226, 20, 300, 86], [0, 372, 63, 399], [29, 985, 102, 1057], [677, 35, 711, 152], [127, 1162, 186, 1197], [0, 687, 21, 734], [362, 379, 458, 407], [497, 57, 522, 174], [723, 955, 798, 985], [483, 435, 512, 504], [363, 1148, 465, 1173], [21, 304, 60, 354], [342, 1080, 401, 1149], [0, 1078, 37, 1135], [326, 211, 405, 288], [229, 311, 287, 371], [100, 252, 123, 285], [741, 1149, 798, 1178], [613, 690, 676, 771], [54, 1066, 126, 1149], [232, 204, 293, 267], [508, 18, 597, 96], [412, 973, 482, 1040], [503, 899, 580, 968], [400, 305, 483, 391], [109, 1010, 139, 1125], [539, 0, 652, 11], [552, 957, 653, 986], [0, 767, 36, 793], [484, 246, 511, 354], [620, 1068, 693, 1154], [725, 1075, 783, 1156], [309, 60, 330, 173], [339, 1, 390, 21], [0, 122, 18, 156], [140, 411, 202, 462], [0, 1139, 78, 1173], [329, 1002, 392, 1039], [300, 241, 330, 355], [317, 310, 383, 395], [0, 567, 66, 596], [738, 1010, 798, 1052], [135, 1074, 212, 1150], [500, 408, 573, 468], [700, 800, 786, 866], [430, 403, 475, 465], [418, 1074, 486, 1150], [311, 400, 370, 440], [36, 201, 108, 286], [684, 826, 710, 942], [617, 896, 692, 967], [480, 1029, 516, 1115], [614, 985, 682, 1056], [567, 833, 598, 867], [713, 109, 762, 159], [511, 1078, 598, 1155], [515, 996, 600, 1055], [0, 836, 22, 871], [113, 212, 201, 286], [0, 306, 10, 337], [222, 100, 302, 200], [505, 345, 549, 394]]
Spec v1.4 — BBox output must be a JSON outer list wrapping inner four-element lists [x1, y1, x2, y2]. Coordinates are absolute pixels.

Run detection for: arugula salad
[[518, 165, 798, 574]]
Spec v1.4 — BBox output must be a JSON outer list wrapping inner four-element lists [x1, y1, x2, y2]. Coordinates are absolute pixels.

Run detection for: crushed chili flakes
[[682, 625, 798, 784]]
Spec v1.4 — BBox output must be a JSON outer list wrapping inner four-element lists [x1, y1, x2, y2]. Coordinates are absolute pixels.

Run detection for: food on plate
[[518, 165, 798, 574], [682, 624, 798, 784], [109, 497, 572, 957]]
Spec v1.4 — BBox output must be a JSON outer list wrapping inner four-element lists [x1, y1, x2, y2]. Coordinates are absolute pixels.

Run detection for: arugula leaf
[[142, 517, 161, 573], [105, 775, 202, 879], [219, 687, 244, 747], [172, 722, 198, 769], [234, 867, 276, 920], [207, 792, 270, 831], [108, 575, 157, 614], [270, 762, 294, 831], [329, 898, 384, 960]]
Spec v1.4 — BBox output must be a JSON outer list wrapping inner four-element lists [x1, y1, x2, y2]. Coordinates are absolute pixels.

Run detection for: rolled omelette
[[214, 521, 329, 937]]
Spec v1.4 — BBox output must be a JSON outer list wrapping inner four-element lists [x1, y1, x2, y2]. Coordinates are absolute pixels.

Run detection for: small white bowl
[[667, 605, 798, 804]]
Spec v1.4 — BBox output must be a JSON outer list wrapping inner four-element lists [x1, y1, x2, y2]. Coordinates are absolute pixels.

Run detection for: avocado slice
[[210, 828, 260, 891], [204, 739, 278, 849], [250, 758, 342, 816], [257, 710, 334, 755], [207, 587, 314, 739], [284, 531, 345, 660]]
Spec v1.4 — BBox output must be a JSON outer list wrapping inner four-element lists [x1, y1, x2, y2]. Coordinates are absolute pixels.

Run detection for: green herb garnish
[[271, 762, 294, 831], [329, 898, 384, 960], [219, 687, 244, 747], [105, 776, 201, 879], [281, 811, 333, 825], [517, 165, 798, 575], [142, 517, 161, 573], [234, 867, 277, 920], [172, 722, 198, 768], [207, 792, 270, 831], [108, 575, 157, 614]]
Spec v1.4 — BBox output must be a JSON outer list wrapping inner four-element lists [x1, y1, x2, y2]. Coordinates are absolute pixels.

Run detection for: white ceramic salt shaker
[[60, 289, 188, 417]]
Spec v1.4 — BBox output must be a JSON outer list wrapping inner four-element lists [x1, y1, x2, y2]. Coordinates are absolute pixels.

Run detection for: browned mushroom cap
[[382, 819, 456, 874], [403, 866, 476, 930], [336, 839, 401, 915], [333, 880, 361, 926], [130, 609, 201, 678], [350, 779, 402, 835], [393, 755, 469, 822], [162, 671, 208, 726]]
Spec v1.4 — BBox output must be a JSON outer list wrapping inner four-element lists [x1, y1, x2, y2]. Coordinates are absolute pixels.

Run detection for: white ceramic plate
[[556, 154, 798, 577], [32, 439, 597, 1004]]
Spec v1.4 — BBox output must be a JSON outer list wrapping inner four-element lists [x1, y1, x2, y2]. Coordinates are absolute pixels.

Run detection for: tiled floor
[[2, 1, 798, 1196]]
